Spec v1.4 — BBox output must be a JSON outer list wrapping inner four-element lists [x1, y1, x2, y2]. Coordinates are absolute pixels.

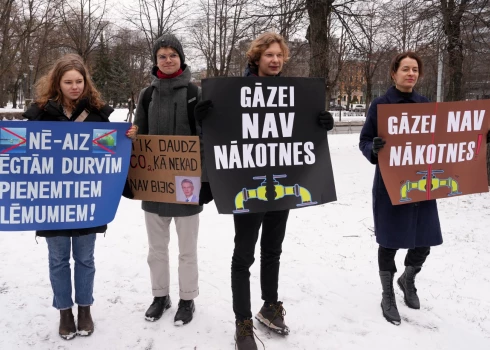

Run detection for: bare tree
[[381, 0, 436, 52], [306, 0, 354, 108], [257, 0, 307, 41], [1, 0, 60, 107], [58, 0, 110, 62], [349, 1, 394, 113], [125, 0, 187, 58], [0, 0, 17, 106], [440, 0, 469, 101], [112, 28, 153, 96], [0, 0, 17, 79], [190, 0, 257, 77]]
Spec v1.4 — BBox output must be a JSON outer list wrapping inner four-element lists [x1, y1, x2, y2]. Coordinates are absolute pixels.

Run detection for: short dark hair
[[390, 51, 424, 77]]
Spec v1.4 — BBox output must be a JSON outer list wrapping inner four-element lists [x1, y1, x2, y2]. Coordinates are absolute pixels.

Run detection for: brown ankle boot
[[59, 308, 77, 340], [77, 305, 94, 336]]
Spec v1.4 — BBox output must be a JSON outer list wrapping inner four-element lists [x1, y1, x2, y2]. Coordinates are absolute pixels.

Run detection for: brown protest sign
[[378, 99, 490, 205], [127, 135, 201, 204]]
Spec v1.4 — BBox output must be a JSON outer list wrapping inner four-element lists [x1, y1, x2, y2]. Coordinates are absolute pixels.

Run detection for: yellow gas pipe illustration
[[233, 175, 317, 213], [400, 170, 462, 202]]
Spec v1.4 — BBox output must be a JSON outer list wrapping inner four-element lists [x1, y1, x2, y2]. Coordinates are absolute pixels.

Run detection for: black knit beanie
[[152, 34, 185, 66]]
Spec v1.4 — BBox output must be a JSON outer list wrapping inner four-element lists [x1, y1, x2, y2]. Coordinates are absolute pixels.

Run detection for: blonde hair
[[246, 32, 290, 67], [35, 53, 104, 110]]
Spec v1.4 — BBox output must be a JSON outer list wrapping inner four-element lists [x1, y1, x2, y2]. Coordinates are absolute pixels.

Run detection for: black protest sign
[[202, 77, 336, 214]]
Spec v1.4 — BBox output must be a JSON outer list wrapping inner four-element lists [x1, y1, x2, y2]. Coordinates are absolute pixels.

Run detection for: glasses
[[157, 53, 179, 61]]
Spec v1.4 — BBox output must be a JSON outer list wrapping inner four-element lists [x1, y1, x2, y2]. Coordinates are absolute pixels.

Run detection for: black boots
[[379, 271, 401, 325], [59, 308, 76, 340], [174, 299, 195, 326], [77, 306, 94, 336], [398, 266, 422, 309], [145, 296, 172, 322], [145, 296, 196, 325]]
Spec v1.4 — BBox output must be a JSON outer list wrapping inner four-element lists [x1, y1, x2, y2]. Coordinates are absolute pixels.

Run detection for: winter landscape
[[1, 108, 490, 350]]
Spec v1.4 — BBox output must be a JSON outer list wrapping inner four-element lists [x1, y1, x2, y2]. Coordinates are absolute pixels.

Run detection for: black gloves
[[122, 179, 134, 199], [318, 111, 334, 131], [195, 100, 213, 126], [372, 137, 386, 156], [199, 182, 214, 205]]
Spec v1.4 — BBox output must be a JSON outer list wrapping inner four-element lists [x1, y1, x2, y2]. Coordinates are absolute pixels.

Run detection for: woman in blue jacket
[[359, 52, 442, 325]]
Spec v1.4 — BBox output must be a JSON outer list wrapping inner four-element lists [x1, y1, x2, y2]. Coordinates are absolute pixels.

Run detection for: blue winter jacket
[[359, 86, 443, 249]]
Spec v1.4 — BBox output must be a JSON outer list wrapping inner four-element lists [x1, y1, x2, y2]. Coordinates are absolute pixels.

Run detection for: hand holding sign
[[126, 125, 138, 140], [372, 137, 386, 156], [198, 182, 213, 205], [318, 111, 334, 131], [195, 100, 213, 126]]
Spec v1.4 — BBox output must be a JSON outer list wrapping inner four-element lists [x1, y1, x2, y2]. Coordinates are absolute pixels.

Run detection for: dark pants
[[378, 245, 430, 273], [231, 210, 289, 321]]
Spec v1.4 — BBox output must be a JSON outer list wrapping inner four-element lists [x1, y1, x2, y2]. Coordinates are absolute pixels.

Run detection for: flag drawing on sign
[[0, 127, 27, 154], [92, 129, 117, 154], [233, 174, 317, 213]]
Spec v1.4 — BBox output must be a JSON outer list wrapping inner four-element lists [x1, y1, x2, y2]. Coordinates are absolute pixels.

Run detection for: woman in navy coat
[[359, 52, 442, 325]]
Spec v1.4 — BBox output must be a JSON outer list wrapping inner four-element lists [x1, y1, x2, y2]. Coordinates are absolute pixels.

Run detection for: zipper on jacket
[[173, 102, 177, 135]]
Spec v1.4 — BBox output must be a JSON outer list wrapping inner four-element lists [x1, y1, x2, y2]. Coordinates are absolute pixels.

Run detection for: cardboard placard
[[127, 135, 201, 204], [378, 99, 490, 205]]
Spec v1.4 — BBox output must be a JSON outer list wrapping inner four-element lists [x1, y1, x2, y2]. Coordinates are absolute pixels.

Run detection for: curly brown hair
[[246, 32, 290, 67], [35, 53, 105, 110]]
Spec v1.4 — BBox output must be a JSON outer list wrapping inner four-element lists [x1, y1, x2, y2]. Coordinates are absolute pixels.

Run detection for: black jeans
[[378, 245, 430, 273], [231, 210, 289, 321]]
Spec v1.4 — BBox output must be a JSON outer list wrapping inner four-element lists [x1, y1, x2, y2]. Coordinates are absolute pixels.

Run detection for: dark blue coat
[[359, 86, 443, 249]]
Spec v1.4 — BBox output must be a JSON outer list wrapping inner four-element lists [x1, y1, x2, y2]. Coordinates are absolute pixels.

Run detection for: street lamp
[[22, 73, 27, 108], [18, 78, 23, 108], [28, 64, 34, 99]]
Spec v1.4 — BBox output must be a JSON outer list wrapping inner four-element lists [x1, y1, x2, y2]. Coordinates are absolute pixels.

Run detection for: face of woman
[[60, 69, 84, 103], [391, 57, 419, 93]]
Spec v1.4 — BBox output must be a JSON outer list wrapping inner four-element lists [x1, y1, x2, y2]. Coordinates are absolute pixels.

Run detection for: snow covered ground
[[0, 104, 24, 113], [1, 108, 490, 350]]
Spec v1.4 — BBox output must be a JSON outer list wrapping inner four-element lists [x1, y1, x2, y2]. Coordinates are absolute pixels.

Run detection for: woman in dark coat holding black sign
[[23, 54, 137, 340], [359, 52, 442, 326]]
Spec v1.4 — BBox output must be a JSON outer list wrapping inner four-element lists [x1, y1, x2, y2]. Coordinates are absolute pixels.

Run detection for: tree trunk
[[365, 75, 373, 117], [440, 0, 468, 102], [445, 29, 464, 101], [306, 0, 335, 108]]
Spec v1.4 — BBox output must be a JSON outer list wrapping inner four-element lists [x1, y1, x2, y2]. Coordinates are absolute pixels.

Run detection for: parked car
[[329, 105, 346, 111], [350, 104, 366, 112]]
